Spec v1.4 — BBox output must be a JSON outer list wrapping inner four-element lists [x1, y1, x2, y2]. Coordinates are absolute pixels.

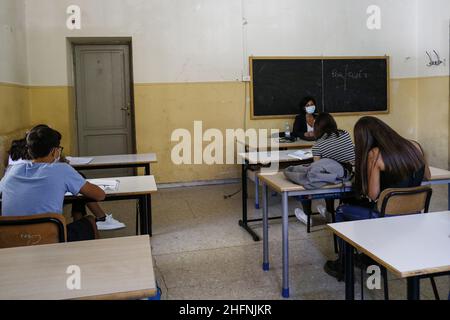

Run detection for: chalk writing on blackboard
[[331, 65, 369, 91]]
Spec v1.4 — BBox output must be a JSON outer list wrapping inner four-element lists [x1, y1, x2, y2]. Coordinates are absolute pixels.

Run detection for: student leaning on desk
[[5, 125, 125, 231], [0, 125, 123, 241], [324, 116, 431, 280]]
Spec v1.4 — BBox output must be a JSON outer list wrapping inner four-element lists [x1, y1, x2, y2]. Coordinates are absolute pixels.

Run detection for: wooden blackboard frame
[[249, 56, 390, 119]]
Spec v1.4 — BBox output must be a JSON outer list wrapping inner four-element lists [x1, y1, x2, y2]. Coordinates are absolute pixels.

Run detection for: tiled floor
[[65, 182, 450, 300]]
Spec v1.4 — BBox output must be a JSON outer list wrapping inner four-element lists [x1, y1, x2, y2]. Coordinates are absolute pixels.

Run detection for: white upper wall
[[243, 0, 419, 79], [24, 0, 422, 85], [25, 0, 243, 85], [417, 0, 450, 77], [0, 0, 28, 84]]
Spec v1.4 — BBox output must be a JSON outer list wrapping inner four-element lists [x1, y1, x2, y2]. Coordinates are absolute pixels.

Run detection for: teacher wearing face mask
[[292, 96, 318, 141]]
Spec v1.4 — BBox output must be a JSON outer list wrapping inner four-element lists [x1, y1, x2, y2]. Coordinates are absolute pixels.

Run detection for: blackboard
[[250, 57, 389, 118]]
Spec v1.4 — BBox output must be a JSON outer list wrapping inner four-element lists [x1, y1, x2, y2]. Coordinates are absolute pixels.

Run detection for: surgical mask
[[53, 149, 61, 163], [305, 105, 316, 114]]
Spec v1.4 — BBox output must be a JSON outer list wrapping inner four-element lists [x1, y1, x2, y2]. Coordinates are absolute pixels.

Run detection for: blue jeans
[[335, 204, 380, 261], [335, 204, 380, 222]]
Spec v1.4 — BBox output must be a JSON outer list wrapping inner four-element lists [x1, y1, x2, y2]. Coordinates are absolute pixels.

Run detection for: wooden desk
[[238, 150, 313, 241], [71, 154, 157, 236], [328, 212, 450, 300], [237, 137, 314, 152], [65, 176, 157, 235], [0, 235, 156, 300], [70, 153, 157, 174], [258, 167, 450, 298]]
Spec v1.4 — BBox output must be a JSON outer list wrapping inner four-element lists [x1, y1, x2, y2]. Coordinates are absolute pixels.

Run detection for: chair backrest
[[0, 213, 66, 249], [377, 186, 433, 217]]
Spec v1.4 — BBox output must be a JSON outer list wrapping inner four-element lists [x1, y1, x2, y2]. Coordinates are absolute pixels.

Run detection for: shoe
[[96, 214, 126, 231], [294, 208, 308, 225], [324, 259, 344, 281], [317, 205, 327, 219]]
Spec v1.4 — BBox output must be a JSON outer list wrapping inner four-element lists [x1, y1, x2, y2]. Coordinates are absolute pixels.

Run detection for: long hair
[[354, 116, 425, 196], [314, 113, 342, 139]]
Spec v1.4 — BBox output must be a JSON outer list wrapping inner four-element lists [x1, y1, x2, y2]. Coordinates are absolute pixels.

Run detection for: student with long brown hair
[[324, 116, 431, 279]]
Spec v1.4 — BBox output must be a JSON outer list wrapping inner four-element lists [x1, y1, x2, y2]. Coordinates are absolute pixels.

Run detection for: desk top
[[328, 211, 450, 278], [429, 166, 450, 180], [258, 167, 450, 193], [65, 176, 157, 199], [258, 171, 351, 193], [70, 153, 157, 168], [237, 137, 314, 150], [0, 235, 156, 300], [239, 149, 313, 164]]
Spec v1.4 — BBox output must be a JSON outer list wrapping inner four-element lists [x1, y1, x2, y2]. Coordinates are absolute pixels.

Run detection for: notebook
[[288, 149, 313, 160], [66, 156, 94, 165], [65, 179, 120, 196]]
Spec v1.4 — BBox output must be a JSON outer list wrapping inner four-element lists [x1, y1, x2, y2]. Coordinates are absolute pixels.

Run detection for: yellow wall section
[[417, 76, 449, 168], [28, 86, 73, 155], [24, 77, 448, 183], [134, 82, 245, 183], [0, 83, 30, 135]]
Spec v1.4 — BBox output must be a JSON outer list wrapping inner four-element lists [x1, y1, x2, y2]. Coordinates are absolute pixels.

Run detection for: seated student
[[324, 116, 431, 279], [0, 126, 116, 241], [295, 113, 355, 224], [292, 96, 318, 141], [6, 130, 125, 231]]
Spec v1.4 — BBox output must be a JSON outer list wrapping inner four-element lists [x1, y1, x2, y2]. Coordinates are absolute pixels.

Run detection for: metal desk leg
[[344, 241, 355, 300], [139, 195, 149, 235], [448, 183, 450, 210], [407, 277, 420, 300], [281, 192, 290, 298], [255, 174, 260, 209], [262, 183, 269, 271], [239, 162, 260, 241], [147, 194, 152, 236], [145, 164, 151, 175]]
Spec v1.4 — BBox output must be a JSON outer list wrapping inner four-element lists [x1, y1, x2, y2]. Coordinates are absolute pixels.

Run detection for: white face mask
[[53, 149, 61, 163], [305, 105, 316, 114]]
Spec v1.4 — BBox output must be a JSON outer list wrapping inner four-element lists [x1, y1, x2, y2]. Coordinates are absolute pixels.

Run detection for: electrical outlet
[[242, 75, 251, 82]]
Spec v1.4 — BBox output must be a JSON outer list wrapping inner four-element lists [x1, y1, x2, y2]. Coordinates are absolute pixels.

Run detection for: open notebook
[[66, 156, 94, 165], [65, 179, 120, 196], [288, 149, 313, 160]]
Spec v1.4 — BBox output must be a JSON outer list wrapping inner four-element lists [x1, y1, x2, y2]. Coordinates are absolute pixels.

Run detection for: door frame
[[69, 38, 137, 156]]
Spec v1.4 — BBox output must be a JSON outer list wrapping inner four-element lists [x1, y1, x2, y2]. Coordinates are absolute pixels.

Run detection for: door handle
[[121, 105, 131, 116]]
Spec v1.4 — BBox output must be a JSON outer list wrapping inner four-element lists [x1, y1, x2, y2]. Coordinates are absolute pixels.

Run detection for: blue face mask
[[305, 105, 316, 114]]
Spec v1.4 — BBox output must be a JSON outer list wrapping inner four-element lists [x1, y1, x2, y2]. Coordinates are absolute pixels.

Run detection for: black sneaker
[[324, 259, 344, 282]]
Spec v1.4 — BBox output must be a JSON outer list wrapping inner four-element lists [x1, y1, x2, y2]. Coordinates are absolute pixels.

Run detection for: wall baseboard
[[157, 178, 240, 189]]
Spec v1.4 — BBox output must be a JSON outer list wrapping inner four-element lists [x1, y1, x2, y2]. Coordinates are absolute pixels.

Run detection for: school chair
[[359, 186, 439, 300], [0, 213, 66, 249]]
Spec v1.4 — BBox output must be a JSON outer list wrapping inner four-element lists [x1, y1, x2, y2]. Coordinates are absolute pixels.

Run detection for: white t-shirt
[[8, 156, 31, 166], [307, 123, 314, 132]]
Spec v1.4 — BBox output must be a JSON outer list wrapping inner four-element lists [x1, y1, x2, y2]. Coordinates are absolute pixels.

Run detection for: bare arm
[[367, 148, 383, 201], [79, 182, 106, 201]]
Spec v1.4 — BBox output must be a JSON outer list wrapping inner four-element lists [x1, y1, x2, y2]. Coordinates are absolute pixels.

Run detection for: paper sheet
[[66, 156, 94, 165]]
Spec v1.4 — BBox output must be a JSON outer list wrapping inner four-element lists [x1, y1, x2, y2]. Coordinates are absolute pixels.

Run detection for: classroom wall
[[0, 0, 30, 135], [417, 0, 450, 169], [21, 0, 426, 183]]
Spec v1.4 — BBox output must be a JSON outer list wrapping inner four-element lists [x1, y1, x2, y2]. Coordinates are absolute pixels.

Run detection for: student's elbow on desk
[[80, 182, 106, 201]]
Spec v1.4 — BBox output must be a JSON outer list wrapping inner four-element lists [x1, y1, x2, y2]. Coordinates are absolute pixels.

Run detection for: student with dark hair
[[324, 116, 430, 279], [295, 113, 355, 224], [292, 96, 318, 141], [4, 126, 125, 231], [0, 126, 121, 241]]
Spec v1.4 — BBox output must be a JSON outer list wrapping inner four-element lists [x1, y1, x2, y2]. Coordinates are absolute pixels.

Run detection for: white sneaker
[[317, 205, 327, 219], [96, 214, 126, 231], [294, 208, 308, 225]]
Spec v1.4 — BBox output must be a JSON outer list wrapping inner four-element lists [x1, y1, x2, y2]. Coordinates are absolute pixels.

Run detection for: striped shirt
[[312, 130, 355, 164]]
